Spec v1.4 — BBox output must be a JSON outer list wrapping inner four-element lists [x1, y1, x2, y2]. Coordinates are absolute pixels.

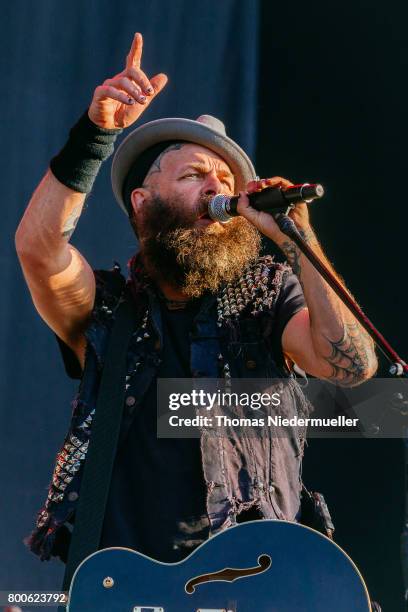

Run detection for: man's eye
[[183, 173, 201, 179]]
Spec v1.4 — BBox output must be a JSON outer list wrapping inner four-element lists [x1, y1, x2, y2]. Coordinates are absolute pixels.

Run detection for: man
[[16, 33, 377, 565]]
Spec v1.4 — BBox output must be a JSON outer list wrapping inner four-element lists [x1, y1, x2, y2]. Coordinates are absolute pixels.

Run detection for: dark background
[[257, 3, 407, 609], [0, 0, 406, 610]]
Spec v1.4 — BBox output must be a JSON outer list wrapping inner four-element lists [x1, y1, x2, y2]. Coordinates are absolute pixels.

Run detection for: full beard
[[136, 192, 262, 298]]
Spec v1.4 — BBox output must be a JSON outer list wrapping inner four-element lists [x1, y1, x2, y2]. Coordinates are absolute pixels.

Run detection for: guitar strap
[[61, 288, 139, 593], [300, 484, 335, 539]]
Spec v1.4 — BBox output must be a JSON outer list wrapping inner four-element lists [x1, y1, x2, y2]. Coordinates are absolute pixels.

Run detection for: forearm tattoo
[[281, 240, 302, 278], [324, 322, 376, 385], [280, 229, 315, 285], [280, 232, 376, 385], [298, 228, 316, 243], [61, 205, 81, 239]]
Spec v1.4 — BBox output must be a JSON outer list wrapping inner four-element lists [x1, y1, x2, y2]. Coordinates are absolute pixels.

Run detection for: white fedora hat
[[111, 114, 256, 215]]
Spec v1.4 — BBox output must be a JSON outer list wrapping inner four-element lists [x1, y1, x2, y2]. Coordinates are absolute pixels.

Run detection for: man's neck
[[138, 251, 192, 303], [156, 280, 191, 302]]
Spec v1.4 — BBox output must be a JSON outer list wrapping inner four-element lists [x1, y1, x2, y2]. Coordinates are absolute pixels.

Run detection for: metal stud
[[48, 491, 64, 502], [65, 462, 80, 474], [69, 435, 83, 448]]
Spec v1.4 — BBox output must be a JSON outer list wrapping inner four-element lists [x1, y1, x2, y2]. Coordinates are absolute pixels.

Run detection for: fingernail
[[146, 86, 153, 94], [139, 95, 147, 103], [127, 97, 135, 105]]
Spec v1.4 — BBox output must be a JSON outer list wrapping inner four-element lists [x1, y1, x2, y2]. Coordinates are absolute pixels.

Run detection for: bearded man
[[15, 33, 377, 567]]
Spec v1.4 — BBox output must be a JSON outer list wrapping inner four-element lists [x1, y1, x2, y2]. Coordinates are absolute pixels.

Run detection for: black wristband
[[50, 111, 123, 194]]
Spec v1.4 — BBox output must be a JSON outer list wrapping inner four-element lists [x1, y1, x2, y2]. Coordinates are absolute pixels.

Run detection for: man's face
[[135, 143, 235, 230], [130, 143, 261, 297]]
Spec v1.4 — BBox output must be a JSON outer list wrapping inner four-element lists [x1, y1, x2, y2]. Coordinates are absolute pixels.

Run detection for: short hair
[[123, 140, 186, 216]]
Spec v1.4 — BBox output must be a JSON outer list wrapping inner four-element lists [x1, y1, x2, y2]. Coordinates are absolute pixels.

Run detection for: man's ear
[[130, 187, 150, 219]]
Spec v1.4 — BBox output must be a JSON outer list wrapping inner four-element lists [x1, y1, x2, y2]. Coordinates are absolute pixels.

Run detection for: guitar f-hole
[[185, 554, 272, 594]]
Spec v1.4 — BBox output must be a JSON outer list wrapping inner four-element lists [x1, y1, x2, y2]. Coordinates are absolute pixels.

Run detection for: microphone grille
[[208, 194, 232, 223]]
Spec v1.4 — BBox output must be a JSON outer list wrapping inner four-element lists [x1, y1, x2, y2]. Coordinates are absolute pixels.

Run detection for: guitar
[[67, 519, 372, 611]]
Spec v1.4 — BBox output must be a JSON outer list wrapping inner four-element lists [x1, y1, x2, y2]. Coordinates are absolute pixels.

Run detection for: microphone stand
[[273, 212, 408, 608]]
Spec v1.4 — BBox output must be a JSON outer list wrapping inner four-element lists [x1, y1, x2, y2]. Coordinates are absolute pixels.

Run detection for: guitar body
[[67, 520, 371, 611]]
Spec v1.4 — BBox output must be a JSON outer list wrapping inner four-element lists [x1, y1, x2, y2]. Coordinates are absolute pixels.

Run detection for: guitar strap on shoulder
[[62, 290, 139, 593]]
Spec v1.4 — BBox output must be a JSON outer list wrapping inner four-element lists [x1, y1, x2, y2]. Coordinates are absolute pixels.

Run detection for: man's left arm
[[237, 177, 378, 387]]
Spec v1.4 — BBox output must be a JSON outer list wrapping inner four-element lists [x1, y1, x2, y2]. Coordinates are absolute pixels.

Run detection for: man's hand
[[88, 32, 168, 129], [237, 177, 312, 245]]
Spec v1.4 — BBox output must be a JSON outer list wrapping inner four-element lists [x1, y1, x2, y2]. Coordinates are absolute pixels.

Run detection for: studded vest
[[25, 254, 310, 562]]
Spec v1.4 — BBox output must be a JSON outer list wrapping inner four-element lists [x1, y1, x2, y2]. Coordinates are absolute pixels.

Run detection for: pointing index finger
[[126, 32, 143, 69]]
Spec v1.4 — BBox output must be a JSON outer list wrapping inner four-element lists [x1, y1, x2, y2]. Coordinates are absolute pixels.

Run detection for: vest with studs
[[24, 254, 311, 562]]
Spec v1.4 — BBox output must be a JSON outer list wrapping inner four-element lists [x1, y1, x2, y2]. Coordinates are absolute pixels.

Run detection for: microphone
[[208, 183, 325, 223]]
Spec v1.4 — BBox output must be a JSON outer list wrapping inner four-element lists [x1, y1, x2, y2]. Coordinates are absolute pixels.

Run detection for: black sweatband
[[50, 111, 123, 194]]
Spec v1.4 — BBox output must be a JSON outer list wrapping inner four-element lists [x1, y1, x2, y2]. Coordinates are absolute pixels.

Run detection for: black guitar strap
[[61, 289, 139, 593]]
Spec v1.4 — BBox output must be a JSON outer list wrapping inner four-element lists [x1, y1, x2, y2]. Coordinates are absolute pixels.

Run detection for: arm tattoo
[[61, 205, 81, 239], [144, 143, 185, 180], [280, 241, 303, 287], [280, 231, 376, 384], [299, 228, 316, 243], [280, 229, 315, 285], [324, 322, 376, 386]]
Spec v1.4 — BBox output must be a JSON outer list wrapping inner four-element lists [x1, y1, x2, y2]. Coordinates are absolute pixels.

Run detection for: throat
[[156, 284, 192, 310], [162, 297, 190, 311]]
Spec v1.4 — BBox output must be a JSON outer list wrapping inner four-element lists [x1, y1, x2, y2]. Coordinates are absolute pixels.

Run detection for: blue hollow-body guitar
[[67, 520, 371, 611]]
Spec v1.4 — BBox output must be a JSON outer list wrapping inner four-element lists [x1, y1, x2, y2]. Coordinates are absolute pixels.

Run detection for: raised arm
[[15, 33, 167, 368], [237, 177, 378, 387]]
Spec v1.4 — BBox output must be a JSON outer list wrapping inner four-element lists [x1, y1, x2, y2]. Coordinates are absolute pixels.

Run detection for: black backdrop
[[0, 1, 406, 610], [257, 3, 407, 610]]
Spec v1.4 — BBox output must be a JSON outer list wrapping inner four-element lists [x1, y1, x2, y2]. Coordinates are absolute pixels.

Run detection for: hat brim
[[111, 117, 256, 215]]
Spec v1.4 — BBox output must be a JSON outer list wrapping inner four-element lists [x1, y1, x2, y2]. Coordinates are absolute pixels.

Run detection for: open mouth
[[198, 208, 212, 220]]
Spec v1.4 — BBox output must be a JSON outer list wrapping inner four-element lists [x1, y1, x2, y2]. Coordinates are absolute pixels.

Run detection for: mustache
[[158, 194, 214, 229], [138, 192, 223, 240], [195, 194, 213, 219]]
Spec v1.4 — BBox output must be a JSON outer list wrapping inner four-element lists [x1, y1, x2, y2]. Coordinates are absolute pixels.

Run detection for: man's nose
[[202, 170, 223, 196]]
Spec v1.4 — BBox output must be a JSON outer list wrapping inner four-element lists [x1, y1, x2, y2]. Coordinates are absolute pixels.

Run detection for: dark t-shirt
[[99, 298, 210, 562], [59, 271, 306, 562]]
